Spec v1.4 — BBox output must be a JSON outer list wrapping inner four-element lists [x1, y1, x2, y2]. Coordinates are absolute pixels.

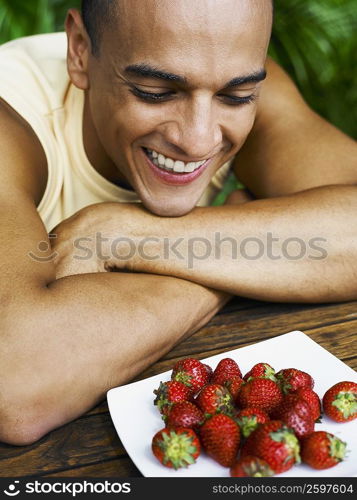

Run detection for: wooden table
[[1, 297, 356, 477]]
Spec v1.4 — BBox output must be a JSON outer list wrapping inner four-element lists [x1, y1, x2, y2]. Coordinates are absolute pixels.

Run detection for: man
[[0, 0, 356, 446]]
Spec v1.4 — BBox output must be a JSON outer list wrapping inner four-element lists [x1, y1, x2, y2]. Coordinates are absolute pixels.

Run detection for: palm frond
[[270, 0, 357, 137], [0, 0, 55, 42]]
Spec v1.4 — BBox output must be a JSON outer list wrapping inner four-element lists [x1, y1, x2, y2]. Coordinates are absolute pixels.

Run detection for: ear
[[65, 9, 91, 90]]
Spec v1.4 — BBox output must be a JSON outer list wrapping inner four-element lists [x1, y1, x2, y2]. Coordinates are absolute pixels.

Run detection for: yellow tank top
[[0, 33, 232, 232]]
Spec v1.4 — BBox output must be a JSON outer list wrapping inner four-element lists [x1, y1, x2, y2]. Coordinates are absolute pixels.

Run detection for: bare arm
[[0, 101, 228, 446], [2, 242, 226, 445], [69, 187, 357, 302]]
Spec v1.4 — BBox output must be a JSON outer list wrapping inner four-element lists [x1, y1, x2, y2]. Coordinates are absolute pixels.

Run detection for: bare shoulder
[[234, 58, 357, 197], [0, 98, 55, 294], [258, 57, 306, 111], [0, 98, 47, 205]]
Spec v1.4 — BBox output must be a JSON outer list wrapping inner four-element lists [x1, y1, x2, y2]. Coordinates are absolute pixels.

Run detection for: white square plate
[[107, 331, 357, 477]]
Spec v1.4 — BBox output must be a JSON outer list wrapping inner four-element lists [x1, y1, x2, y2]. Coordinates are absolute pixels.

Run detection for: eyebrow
[[125, 64, 187, 84], [225, 70, 267, 87], [124, 63, 267, 88]]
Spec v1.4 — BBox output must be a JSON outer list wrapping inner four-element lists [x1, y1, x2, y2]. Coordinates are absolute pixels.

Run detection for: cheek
[[111, 100, 166, 144], [225, 106, 257, 148]]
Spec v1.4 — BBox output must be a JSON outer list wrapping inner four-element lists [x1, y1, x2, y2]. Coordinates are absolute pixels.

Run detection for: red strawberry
[[196, 383, 235, 417], [237, 378, 283, 414], [236, 407, 270, 438], [276, 368, 314, 394], [166, 401, 204, 430], [225, 376, 244, 400], [322, 381, 357, 422], [301, 431, 347, 469], [203, 363, 213, 382], [172, 358, 210, 395], [244, 363, 276, 382], [293, 387, 321, 422], [241, 420, 300, 474], [152, 427, 200, 469], [153, 380, 192, 416], [271, 394, 315, 439], [230, 455, 274, 477], [200, 414, 240, 467], [211, 358, 242, 385]]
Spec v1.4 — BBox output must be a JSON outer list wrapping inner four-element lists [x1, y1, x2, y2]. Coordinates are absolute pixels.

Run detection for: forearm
[[1, 272, 228, 444], [107, 185, 357, 302]]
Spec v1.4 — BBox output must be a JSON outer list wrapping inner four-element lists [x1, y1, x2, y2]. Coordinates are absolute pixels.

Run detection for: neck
[[82, 92, 131, 188]]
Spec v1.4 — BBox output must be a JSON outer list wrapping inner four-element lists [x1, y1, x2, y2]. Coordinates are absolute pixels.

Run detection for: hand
[[50, 191, 255, 280], [50, 202, 148, 279], [50, 206, 103, 279], [101, 188, 257, 276]]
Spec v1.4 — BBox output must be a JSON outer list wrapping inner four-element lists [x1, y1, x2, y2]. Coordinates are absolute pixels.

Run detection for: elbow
[[0, 350, 52, 446], [0, 390, 49, 446], [0, 420, 46, 447], [0, 303, 58, 446]]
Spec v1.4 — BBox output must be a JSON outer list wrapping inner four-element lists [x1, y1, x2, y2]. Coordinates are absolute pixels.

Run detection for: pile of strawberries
[[151, 357, 357, 476]]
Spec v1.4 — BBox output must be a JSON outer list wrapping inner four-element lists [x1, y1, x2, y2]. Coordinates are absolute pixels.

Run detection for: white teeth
[[173, 161, 185, 173], [158, 154, 166, 165], [165, 158, 174, 169], [145, 148, 207, 174], [185, 162, 196, 173]]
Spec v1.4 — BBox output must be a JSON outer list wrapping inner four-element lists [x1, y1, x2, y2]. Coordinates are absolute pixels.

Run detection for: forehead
[[102, 0, 272, 84]]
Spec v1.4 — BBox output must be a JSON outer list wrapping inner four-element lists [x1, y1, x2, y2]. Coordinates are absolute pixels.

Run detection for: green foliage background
[[0, 0, 356, 140]]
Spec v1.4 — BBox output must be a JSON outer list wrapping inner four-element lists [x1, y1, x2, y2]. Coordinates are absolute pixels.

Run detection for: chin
[[141, 197, 196, 218]]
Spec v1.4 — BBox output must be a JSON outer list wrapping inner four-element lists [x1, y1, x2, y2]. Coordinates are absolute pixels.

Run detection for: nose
[[162, 94, 223, 159]]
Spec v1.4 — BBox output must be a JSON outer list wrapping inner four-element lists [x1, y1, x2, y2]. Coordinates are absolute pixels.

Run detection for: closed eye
[[129, 86, 174, 102], [218, 94, 257, 106], [129, 85, 257, 106]]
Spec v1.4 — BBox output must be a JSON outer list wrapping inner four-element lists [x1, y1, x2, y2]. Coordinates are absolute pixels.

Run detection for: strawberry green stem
[[332, 391, 357, 419], [271, 427, 301, 464], [328, 434, 347, 462], [160, 430, 198, 469]]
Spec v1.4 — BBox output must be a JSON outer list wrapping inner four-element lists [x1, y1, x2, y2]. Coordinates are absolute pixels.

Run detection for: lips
[[141, 147, 211, 186]]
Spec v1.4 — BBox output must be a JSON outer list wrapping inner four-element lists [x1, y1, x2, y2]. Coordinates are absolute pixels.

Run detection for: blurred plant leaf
[[269, 0, 357, 137], [0, 0, 55, 41]]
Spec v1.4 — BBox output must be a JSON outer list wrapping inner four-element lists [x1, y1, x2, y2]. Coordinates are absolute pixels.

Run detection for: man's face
[[85, 0, 272, 216]]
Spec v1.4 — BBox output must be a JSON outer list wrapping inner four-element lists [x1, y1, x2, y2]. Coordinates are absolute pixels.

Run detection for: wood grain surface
[[1, 297, 356, 477]]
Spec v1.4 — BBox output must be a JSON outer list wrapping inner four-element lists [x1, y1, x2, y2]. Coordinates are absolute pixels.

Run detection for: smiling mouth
[[143, 147, 209, 174]]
